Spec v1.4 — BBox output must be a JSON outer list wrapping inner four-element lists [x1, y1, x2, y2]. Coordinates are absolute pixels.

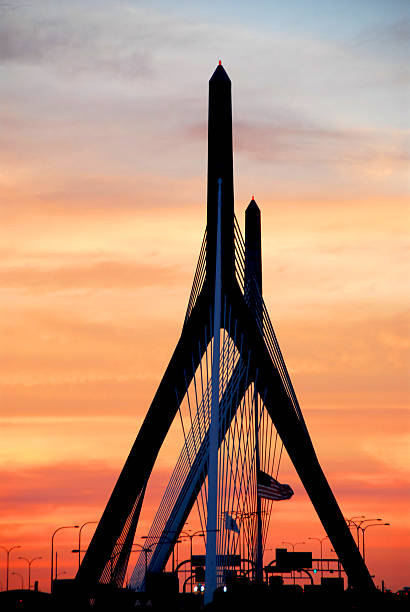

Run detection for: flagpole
[[205, 178, 223, 605], [254, 387, 263, 582]]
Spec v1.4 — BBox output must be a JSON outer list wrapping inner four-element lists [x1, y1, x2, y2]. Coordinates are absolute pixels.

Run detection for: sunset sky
[[1, 0, 409, 594]]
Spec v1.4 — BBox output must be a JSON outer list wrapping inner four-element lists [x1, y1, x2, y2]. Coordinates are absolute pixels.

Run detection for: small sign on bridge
[[265, 548, 313, 573]]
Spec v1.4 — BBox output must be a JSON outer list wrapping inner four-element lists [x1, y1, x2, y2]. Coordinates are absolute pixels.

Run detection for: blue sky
[[1, 0, 408, 203]]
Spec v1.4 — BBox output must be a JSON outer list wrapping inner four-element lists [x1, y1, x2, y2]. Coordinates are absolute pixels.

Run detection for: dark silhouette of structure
[[75, 63, 375, 599]]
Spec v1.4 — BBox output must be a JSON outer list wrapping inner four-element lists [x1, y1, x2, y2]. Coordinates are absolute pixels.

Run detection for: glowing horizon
[[1, 0, 409, 594]]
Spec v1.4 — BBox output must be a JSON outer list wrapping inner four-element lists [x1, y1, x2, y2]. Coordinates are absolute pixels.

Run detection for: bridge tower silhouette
[[75, 63, 375, 600]]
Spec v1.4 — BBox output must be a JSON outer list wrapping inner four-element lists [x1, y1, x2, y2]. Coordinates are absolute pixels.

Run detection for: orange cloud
[[0, 260, 187, 292]]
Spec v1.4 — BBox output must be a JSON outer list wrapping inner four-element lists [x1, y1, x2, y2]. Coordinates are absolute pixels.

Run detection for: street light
[[308, 536, 328, 576], [141, 536, 183, 573], [345, 518, 363, 547], [330, 549, 342, 579], [346, 517, 382, 551], [0, 545, 21, 591], [11, 571, 24, 589], [77, 521, 98, 570], [362, 523, 390, 562], [106, 544, 153, 584], [281, 541, 305, 585], [50, 525, 79, 592], [281, 541, 305, 552], [18, 556, 42, 590], [179, 531, 205, 592], [180, 530, 205, 562], [132, 544, 152, 578]]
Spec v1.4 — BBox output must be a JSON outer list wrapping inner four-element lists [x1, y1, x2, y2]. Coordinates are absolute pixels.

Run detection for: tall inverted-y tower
[[75, 64, 375, 601]]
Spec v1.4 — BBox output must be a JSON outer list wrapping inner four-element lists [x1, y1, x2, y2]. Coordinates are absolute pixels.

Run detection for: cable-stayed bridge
[[75, 63, 375, 603]]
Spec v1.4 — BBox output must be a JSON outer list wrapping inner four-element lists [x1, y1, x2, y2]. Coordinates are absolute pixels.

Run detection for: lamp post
[[180, 530, 205, 562], [362, 523, 390, 562], [281, 541, 305, 585], [345, 518, 363, 547], [77, 522, 98, 570], [308, 536, 328, 576], [348, 516, 365, 520], [106, 544, 152, 584], [346, 516, 365, 547], [346, 517, 381, 552], [357, 518, 383, 545], [281, 541, 305, 552], [330, 549, 342, 579], [55, 551, 59, 581], [180, 530, 205, 592], [50, 525, 79, 592], [132, 544, 152, 578], [347, 515, 365, 531], [0, 545, 21, 591], [18, 556, 42, 590], [11, 571, 24, 589], [141, 536, 183, 573]]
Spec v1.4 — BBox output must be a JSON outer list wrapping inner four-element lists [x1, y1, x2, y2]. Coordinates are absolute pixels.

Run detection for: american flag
[[257, 470, 294, 501], [225, 513, 240, 533]]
